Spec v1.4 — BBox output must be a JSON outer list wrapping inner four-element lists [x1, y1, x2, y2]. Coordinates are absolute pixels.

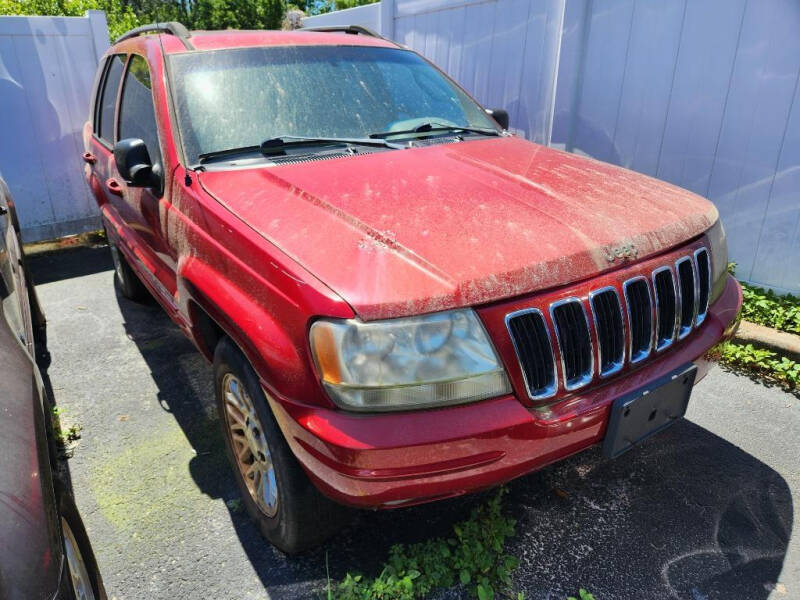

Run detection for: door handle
[[82, 152, 97, 165], [105, 177, 124, 197]]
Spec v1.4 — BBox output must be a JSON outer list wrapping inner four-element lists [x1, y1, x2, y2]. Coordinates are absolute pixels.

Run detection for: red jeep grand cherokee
[[83, 23, 741, 552]]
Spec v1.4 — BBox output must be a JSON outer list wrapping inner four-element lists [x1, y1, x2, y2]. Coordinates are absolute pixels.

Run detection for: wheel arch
[[177, 256, 306, 397]]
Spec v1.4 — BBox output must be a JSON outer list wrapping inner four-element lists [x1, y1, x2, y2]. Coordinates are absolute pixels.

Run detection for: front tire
[[107, 235, 148, 302], [213, 337, 350, 553]]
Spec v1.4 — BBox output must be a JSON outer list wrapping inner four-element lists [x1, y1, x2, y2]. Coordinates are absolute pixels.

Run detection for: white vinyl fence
[[305, 0, 800, 294], [0, 11, 108, 242]]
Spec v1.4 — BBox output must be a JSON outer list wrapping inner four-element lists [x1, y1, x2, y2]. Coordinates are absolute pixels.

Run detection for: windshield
[[168, 45, 498, 164]]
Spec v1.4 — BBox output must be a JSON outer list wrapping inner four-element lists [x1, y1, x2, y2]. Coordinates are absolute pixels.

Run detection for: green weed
[[327, 488, 522, 599], [728, 263, 800, 334], [710, 342, 799, 389], [740, 283, 800, 334], [51, 406, 82, 446]]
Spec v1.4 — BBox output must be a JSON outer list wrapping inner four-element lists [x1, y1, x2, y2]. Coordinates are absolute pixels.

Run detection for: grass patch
[[567, 590, 596, 600], [326, 488, 523, 600], [709, 342, 799, 390]]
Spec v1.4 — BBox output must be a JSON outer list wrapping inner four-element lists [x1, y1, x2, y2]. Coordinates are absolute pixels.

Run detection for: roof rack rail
[[115, 21, 194, 50], [301, 25, 384, 40]]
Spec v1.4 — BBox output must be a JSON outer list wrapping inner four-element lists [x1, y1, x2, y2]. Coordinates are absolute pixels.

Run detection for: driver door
[[114, 55, 177, 300]]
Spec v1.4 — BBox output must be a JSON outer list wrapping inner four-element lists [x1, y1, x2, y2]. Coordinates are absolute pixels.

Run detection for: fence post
[[379, 0, 395, 40], [86, 9, 110, 63]]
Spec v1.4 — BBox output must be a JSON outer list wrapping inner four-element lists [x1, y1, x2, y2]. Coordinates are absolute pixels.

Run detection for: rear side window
[[96, 55, 125, 144], [118, 55, 162, 168]]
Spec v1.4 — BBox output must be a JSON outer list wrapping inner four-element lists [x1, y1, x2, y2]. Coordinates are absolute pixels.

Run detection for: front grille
[[694, 248, 710, 325], [652, 267, 678, 351], [623, 277, 653, 363], [589, 287, 624, 376], [676, 256, 696, 338], [505, 309, 556, 399], [505, 246, 709, 401], [551, 299, 593, 390]]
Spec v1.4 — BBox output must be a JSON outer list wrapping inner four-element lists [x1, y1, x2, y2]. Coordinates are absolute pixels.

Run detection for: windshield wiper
[[261, 135, 403, 154], [197, 135, 403, 164], [197, 144, 262, 164], [369, 122, 500, 140]]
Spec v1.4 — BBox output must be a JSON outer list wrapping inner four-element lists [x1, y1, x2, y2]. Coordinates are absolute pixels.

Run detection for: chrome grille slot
[[694, 248, 710, 325], [652, 267, 678, 351], [550, 299, 593, 390], [504, 248, 706, 401], [505, 309, 557, 399], [589, 287, 624, 377], [676, 256, 696, 338], [623, 277, 653, 363]]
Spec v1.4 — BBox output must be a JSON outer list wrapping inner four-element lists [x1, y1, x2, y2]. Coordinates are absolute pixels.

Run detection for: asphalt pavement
[[30, 246, 798, 600]]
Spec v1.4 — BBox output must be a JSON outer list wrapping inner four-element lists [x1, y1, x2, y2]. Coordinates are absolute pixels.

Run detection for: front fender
[[177, 255, 321, 405]]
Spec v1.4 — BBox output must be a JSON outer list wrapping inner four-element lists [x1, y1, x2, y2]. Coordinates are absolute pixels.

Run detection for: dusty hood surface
[[199, 137, 717, 320]]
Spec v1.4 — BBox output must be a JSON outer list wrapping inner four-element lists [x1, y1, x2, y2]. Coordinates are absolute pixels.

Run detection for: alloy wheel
[[61, 517, 96, 600], [221, 373, 279, 517]]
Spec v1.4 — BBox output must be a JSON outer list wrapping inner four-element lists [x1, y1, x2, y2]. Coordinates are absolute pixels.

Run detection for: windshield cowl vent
[[409, 135, 462, 147], [268, 150, 373, 166]]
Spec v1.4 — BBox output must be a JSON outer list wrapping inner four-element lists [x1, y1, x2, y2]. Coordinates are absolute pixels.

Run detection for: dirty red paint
[[84, 30, 741, 509], [198, 137, 717, 321]]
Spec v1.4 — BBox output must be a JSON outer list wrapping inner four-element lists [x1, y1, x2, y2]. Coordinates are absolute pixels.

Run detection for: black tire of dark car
[[106, 235, 148, 302], [57, 484, 105, 600], [213, 336, 351, 553]]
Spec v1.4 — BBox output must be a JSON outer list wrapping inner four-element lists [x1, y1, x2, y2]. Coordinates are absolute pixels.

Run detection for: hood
[[198, 137, 717, 320]]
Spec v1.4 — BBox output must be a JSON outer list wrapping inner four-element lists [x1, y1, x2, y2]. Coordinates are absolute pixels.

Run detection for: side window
[[96, 55, 125, 144], [118, 55, 162, 168]]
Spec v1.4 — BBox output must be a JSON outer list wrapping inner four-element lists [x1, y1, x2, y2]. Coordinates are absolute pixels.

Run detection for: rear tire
[[107, 235, 148, 302], [214, 337, 351, 553]]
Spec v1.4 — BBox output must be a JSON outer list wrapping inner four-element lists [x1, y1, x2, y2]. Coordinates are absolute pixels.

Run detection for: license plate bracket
[[602, 363, 697, 459]]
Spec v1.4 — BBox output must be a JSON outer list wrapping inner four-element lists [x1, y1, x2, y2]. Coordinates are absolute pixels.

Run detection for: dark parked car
[[0, 175, 105, 600]]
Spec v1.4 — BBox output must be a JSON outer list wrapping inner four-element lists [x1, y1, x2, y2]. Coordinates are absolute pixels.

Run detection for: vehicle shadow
[[26, 244, 114, 285], [40, 245, 792, 600]]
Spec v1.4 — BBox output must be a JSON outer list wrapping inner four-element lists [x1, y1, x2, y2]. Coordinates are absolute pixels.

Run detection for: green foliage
[[728, 262, 800, 334], [190, 0, 283, 31], [0, 0, 285, 40], [293, 0, 378, 16], [567, 590, 596, 600], [0, 0, 139, 40], [0, 0, 375, 41], [740, 282, 800, 334], [50, 405, 83, 446], [327, 488, 522, 599], [711, 342, 799, 389]]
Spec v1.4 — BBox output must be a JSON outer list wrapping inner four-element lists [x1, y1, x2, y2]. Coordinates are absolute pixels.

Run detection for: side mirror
[[113, 138, 161, 189], [485, 108, 509, 130]]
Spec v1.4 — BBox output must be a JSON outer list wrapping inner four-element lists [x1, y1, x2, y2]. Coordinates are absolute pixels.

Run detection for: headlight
[[309, 309, 511, 411], [707, 218, 729, 304]]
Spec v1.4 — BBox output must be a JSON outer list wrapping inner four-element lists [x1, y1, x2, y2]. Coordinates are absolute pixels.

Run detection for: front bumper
[[268, 275, 742, 509]]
